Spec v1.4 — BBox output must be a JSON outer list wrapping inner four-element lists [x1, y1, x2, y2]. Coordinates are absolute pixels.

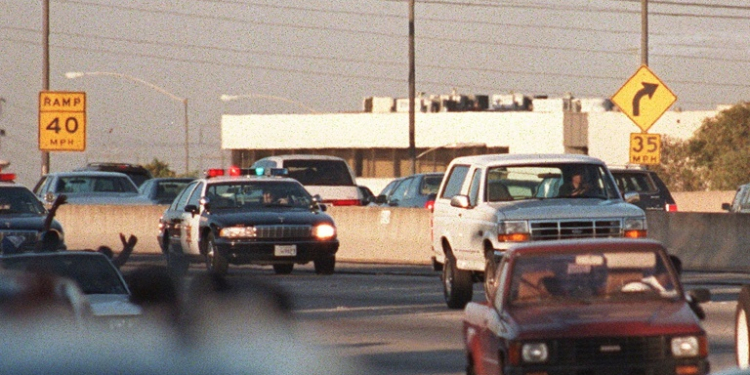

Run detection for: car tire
[[273, 264, 294, 275], [443, 248, 473, 309], [484, 251, 498, 302], [736, 285, 750, 368], [314, 255, 336, 275], [205, 233, 228, 276]]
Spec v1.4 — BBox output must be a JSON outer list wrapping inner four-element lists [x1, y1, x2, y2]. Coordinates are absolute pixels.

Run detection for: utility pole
[[641, 0, 648, 66], [408, 0, 416, 175], [42, 0, 50, 175]]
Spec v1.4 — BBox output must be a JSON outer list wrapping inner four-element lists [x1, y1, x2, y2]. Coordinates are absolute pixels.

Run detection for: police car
[[0, 170, 65, 254], [157, 167, 339, 276]]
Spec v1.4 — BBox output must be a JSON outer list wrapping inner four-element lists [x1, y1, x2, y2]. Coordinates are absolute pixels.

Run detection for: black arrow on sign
[[632, 82, 658, 116]]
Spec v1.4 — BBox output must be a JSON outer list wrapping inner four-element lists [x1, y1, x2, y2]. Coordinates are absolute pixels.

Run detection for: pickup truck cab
[[463, 238, 710, 375], [431, 154, 647, 308]]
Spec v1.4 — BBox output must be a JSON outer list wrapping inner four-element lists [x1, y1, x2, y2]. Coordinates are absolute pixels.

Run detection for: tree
[[144, 158, 176, 178], [654, 102, 750, 191]]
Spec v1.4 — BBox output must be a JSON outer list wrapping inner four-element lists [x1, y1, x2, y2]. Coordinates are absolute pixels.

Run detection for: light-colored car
[[250, 155, 362, 206], [431, 153, 648, 309], [32, 171, 151, 206], [0, 251, 142, 329], [723, 183, 750, 213]]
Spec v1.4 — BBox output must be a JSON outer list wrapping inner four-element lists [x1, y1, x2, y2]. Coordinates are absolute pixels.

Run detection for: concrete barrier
[[54, 195, 750, 272]]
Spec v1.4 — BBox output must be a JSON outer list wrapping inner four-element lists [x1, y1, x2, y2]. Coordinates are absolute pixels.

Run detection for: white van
[[250, 155, 362, 206]]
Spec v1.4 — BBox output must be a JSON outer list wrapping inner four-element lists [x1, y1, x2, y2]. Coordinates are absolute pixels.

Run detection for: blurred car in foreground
[[463, 238, 710, 375], [138, 177, 194, 205], [32, 171, 151, 206], [0, 251, 141, 329], [75, 162, 153, 187], [0, 172, 66, 253], [158, 167, 339, 276], [610, 166, 677, 212], [375, 172, 443, 208]]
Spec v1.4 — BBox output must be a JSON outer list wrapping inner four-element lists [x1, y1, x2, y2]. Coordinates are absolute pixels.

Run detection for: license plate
[[274, 245, 297, 256]]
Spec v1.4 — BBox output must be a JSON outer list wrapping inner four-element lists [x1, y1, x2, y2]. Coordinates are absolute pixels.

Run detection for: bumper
[[212, 237, 339, 265], [504, 359, 709, 375]]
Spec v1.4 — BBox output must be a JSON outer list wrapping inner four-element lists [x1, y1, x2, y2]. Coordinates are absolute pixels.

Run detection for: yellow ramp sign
[[39, 91, 86, 152], [611, 65, 676, 133]]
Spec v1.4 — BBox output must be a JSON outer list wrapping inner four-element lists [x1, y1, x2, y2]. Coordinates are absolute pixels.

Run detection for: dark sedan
[[157, 168, 339, 276]]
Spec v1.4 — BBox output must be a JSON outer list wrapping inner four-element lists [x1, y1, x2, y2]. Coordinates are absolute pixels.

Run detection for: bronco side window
[[440, 165, 469, 199]]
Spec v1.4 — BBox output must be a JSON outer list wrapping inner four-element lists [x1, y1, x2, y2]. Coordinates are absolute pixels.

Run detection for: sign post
[[611, 65, 675, 165], [39, 91, 86, 152]]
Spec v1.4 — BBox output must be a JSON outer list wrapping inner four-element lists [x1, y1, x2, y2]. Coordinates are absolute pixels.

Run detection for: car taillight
[[666, 203, 678, 212], [424, 200, 435, 210], [329, 199, 361, 206], [0, 173, 16, 182]]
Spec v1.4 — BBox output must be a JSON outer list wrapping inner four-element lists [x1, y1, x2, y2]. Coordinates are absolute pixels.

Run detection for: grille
[[529, 219, 622, 241], [0, 230, 40, 252], [556, 336, 667, 365], [254, 225, 311, 239]]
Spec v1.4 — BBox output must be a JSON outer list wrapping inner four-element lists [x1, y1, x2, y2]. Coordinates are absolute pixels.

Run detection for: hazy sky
[[1, 0, 749, 187]]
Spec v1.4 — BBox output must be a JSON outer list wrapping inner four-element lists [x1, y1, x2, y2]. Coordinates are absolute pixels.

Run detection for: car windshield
[[486, 163, 619, 202], [283, 160, 355, 186], [145, 180, 193, 202], [0, 187, 46, 215], [509, 249, 679, 306], [0, 254, 128, 295], [55, 176, 138, 194], [205, 181, 313, 209]]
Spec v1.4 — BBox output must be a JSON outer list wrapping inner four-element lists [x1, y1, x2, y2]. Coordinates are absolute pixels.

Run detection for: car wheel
[[273, 264, 294, 275], [737, 285, 750, 368], [314, 255, 336, 275], [484, 251, 498, 302], [443, 248, 473, 309], [205, 233, 228, 276]]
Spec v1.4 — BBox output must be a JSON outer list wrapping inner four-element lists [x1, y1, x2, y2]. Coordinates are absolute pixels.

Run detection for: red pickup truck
[[463, 238, 710, 375]]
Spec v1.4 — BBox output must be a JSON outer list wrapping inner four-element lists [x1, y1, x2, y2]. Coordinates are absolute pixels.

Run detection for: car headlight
[[522, 342, 549, 363], [219, 226, 257, 238], [671, 336, 701, 358], [313, 224, 336, 240], [623, 217, 648, 238], [497, 220, 530, 242]]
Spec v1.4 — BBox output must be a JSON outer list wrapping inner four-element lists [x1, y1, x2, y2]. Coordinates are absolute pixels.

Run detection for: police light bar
[[205, 168, 225, 178], [0, 173, 16, 182]]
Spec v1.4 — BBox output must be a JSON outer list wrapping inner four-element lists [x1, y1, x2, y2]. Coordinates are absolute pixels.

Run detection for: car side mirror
[[450, 195, 470, 208], [184, 204, 199, 216], [374, 195, 387, 204], [623, 191, 640, 203], [722, 202, 731, 211], [688, 288, 711, 304], [312, 195, 327, 211], [44, 191, 56, 203]]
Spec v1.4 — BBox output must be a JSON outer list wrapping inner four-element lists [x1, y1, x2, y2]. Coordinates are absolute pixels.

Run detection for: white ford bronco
[[431, 154, 647, 308]]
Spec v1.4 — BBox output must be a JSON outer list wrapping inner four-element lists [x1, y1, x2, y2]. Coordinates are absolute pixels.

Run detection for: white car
[[0, 251, 142, 329], [431, 153, 647, 309], [250, 155, 362, 206]]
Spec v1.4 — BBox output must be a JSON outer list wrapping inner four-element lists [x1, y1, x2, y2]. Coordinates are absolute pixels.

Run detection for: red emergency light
[[0, 173, 16, 182]]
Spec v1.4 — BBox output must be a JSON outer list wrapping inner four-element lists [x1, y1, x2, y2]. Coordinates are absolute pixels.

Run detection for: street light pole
[[65, 71, 190, 174]]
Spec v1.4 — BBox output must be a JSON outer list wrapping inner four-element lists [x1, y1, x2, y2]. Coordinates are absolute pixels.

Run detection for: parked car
[[0, 171, 66, 253], [375, 172, 443, 208], [138, 177, 195, 205], [32, 171, 151, 206], [250, 155, 362, 206], [0, 251, 142, 329], [723, 183, 750, 213], [610, 166, 678, 211], [75, 162, 153, 187], [463, 238, 710, 375], [157, 167, 339, 276], [431, 154, 647, 309]]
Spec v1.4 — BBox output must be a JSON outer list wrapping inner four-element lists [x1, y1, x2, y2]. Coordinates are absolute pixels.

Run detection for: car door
[[182, 182, 205, 256], [168, 181, 198, 253]]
